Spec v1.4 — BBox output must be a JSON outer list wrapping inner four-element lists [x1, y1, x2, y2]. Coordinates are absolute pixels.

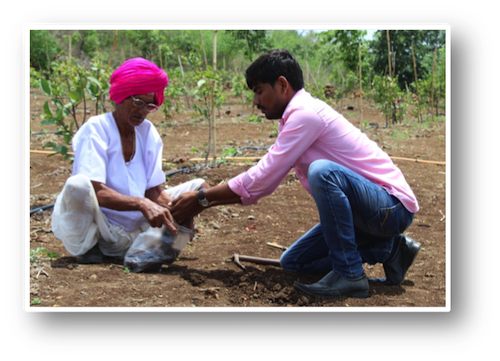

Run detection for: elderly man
[[170, 49, 420, 299], [51, 58, 207, 269]]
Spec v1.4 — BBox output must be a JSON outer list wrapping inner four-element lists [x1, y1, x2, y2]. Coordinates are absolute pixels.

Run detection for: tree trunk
[[200, 30, 208, 69], [108, 30, 118, 67], [359, 42, 363, 123], [212, 30, 218, 166], [386, 30, 392, 77]]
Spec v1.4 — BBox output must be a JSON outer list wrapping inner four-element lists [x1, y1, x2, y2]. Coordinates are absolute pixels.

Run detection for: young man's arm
[[168, 111, 323, 224]]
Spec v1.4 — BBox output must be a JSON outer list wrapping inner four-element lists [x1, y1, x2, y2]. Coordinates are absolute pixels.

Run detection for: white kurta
[[71, 112, 166, 232], [51, 175, 204, 257], [51, 112, 205, 257]]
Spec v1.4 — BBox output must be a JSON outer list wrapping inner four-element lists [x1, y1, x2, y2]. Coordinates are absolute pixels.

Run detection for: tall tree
[[320, 30, 367, 74], [226, 30, 272, 61], [369, 30, 445, 90], [30, 30, 61, 72]]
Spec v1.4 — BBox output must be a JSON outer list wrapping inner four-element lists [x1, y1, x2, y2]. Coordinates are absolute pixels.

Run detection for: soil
[[28, 87, 447, 309]]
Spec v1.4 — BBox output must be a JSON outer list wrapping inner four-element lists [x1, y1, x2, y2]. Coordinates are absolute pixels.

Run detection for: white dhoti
[[51, 174, 205, 258]]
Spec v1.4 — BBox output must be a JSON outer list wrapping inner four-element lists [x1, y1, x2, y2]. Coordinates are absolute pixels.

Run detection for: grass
[[30, 247, 59, 263], [390, 129, 411, 140]]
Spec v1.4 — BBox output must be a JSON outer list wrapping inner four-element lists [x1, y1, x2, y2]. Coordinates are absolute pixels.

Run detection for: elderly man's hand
[[91, 181, 180, 234], [139, 198, 179, 234]]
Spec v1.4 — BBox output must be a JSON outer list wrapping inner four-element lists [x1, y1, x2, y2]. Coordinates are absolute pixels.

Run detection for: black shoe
[[294, 271, 370, 299], [77, 244, 104, 264], [369, 235, 420, 286]]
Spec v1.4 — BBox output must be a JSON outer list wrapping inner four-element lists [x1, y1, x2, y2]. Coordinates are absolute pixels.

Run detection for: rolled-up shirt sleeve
[[228, 108, 324, 205]]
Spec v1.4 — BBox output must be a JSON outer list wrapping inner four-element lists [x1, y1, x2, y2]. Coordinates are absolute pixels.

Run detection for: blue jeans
[[280, 160, 414, 279]]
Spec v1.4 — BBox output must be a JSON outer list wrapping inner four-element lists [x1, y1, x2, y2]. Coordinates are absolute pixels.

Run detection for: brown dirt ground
[[28, 87, 447, 309]]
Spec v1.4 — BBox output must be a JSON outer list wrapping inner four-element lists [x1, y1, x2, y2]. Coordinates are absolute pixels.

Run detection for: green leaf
[[79, 75, 88, 88], [52, 145, 69, 155], [52, 99, 63, 108], [55, 108, 65, 122], [197, 79, 206, 87], [87, 83, 99, 97], [39, 79, 51, 95], [42, 141, 56, 149], [87, 76, 102, 89], [40, 119, 56, 126], [68, 90, 82, 103], [44, 251, 59, 259], [43, 101, 53, 117]]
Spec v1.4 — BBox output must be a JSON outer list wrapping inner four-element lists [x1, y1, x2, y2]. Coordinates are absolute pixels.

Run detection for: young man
[[170, 49, 420, 299]]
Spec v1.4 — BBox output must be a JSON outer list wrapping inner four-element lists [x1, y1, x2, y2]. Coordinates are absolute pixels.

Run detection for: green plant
[[190, 147, 205, 157], [38, 77, 75, 161], [162, 68, 186, 123], [38, 57, 112, 162], [248, 114, 263, 123], [231, 74, 253, 109], [372, 75, 408, 126], [31, 298, 41, 305], [390, 129, 410, 140], [409, 91, 426, 123], [30, 247, 60, 263], [219, 146, 241, 164], [191, 74, 224, 121], [30, 247, 46, 263], [86, 58, 112, 114], [45, 251, 60, 259], [221, 146, 240, 157], [185, 52, 225, 165]]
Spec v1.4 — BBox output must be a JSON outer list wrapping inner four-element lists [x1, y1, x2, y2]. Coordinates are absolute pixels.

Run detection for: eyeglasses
[[130, 95, 159, 113]]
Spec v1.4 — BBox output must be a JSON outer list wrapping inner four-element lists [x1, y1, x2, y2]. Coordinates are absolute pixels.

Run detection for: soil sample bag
[[124, 225, 193, 273]]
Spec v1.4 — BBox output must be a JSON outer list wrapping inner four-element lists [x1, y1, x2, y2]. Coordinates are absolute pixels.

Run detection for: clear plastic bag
[[123, 225, 193, 273]]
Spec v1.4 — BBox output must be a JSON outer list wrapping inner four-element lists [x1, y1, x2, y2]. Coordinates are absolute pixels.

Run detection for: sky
[[366, 30, 376, 40]]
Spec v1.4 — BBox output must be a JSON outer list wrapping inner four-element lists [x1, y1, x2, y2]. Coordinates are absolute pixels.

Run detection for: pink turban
[[109, 58, 169, 106]]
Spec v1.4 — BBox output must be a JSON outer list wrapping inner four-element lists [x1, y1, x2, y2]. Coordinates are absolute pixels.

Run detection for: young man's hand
[[169, 191, 205, 225], [170, 184, 242, 225]]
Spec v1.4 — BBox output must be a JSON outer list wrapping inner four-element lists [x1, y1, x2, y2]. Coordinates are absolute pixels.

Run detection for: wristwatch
[[198, 188, 211, 207]]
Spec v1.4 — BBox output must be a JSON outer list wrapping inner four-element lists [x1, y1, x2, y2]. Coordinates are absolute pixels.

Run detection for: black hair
[[245, 49, 304, 91]]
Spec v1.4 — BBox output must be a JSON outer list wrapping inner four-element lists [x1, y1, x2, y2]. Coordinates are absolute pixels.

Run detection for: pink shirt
[[228, 89, 419, 213]]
